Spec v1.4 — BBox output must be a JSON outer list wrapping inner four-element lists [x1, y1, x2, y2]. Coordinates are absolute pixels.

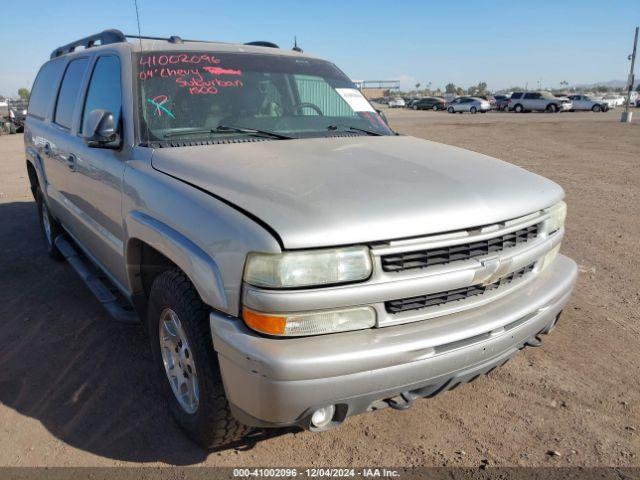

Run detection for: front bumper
[[211, 254, 577, 429]]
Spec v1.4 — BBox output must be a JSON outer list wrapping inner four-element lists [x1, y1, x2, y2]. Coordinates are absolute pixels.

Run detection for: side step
[[54, 235, 140, 324]]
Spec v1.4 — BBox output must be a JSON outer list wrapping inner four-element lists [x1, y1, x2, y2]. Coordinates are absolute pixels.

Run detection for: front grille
[[385, 263, 536, 314], [381, 223, 540, 273]]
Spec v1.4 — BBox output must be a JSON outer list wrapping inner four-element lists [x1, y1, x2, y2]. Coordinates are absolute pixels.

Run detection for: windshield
[[135, 51, 392, 143]]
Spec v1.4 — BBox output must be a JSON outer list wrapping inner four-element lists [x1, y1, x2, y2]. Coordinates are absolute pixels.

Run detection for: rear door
[[24, 59, 67, 218], [65, 54, 128, 288], [47, 57, 91, 225]]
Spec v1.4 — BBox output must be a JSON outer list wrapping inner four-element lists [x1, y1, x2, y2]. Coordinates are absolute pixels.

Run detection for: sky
[[1, 0, 639, 97]]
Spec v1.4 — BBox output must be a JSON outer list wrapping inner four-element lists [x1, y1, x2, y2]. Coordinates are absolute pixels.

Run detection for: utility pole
[[621, 26, 638, 123]]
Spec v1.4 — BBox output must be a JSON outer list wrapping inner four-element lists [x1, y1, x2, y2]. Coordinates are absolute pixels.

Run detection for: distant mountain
[[571, 80, 628, 89]]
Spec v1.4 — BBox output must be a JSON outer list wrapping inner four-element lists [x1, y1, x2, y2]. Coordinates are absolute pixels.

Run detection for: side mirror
[[83, 109, 121, 149]]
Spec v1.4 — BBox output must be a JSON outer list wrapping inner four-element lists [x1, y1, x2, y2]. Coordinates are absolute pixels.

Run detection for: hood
[[151, 136, 564, 249]]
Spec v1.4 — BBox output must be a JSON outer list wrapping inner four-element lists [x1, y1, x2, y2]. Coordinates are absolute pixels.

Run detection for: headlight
[[243, 306, 376, 336], [244, 247, 372, 289], [546, 201, 567, 234]]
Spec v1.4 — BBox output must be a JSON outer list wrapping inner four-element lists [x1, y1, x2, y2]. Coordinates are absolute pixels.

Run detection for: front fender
[[125, 211, 228, 311]]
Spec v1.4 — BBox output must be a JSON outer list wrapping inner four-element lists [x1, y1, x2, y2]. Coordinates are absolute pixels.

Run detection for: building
[[353, 80, 400, 99]]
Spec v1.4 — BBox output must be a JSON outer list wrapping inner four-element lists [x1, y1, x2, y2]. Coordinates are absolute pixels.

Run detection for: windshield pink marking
[[202, 66, 242, 76]]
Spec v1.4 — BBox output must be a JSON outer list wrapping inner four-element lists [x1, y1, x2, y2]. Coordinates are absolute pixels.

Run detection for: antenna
[[293, 36, 303, 53], [133, 0, 144, 50]]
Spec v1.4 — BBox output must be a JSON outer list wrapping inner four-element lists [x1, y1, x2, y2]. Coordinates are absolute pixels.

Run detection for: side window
[[523, 93, 535, 99], [54, 58, 89, 129], [28, 60, 65, 119], [81, 56, 122, 133], [294, 74, 356, 116]]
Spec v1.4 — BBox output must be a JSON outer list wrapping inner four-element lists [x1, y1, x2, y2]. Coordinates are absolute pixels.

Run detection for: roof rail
[[244, 41, 280, 49], [50, 29, 126, 59], [51, 30, 284, 59]]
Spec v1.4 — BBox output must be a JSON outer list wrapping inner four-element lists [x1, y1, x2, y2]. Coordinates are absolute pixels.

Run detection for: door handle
[[66, 154, 77, 171], [43, 143, 51, 157]]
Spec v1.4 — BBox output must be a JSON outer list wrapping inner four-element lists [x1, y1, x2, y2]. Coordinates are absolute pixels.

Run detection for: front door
[[65, 54, 128, 289]]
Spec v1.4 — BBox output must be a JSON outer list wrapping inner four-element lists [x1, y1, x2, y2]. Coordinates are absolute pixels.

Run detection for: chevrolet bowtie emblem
[[473, 255, 511, 286]]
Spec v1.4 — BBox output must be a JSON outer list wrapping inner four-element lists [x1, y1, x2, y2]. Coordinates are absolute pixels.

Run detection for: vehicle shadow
[[0, 201, 291, 464]]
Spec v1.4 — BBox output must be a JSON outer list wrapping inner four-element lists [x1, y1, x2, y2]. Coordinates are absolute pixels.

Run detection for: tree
[[560, 80, 568, 88], [18, 88, 30, 101], [476, 81, 488, 94], [445, 83, 457, 94], [415, 83, 421, 91]]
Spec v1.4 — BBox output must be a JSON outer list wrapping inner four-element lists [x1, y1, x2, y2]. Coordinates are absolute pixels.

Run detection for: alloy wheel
[[159, 308, 200, 414]]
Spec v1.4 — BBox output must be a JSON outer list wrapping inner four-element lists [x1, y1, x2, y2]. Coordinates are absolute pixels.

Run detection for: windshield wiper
[[163, 128, 215, 138], [163, 125, 295, 140], [327, 124, 385, 136], [214, 125, 296, 140]]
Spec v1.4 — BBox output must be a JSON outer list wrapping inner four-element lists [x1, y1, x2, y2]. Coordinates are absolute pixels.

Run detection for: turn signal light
[[242, 306, 376, 337]]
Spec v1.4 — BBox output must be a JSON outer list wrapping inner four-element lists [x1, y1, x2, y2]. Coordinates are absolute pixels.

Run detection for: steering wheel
[[293, 102, 324, 116]]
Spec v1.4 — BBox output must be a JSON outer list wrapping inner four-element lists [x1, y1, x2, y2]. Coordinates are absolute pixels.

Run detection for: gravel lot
[[0, 109, 638, 468]]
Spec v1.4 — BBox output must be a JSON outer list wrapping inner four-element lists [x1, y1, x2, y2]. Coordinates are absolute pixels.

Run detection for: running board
[[54, 235, 140, 324]]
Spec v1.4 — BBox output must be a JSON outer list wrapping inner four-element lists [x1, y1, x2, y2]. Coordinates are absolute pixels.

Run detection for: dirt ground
[[0, 109, 638, 468]]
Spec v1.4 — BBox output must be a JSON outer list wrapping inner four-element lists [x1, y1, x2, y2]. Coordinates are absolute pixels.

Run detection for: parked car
[[388, 98, 406, 108], [8, 100, 28, 133], [405, 98, 420, 109], [567, 94, 609, 112], [412, 97, 446, 111], [0, 100, 18, 134], [25, 29, 577, 449], [494, 94, 510, 111], [508, 91, 572, 112], [476, 94, 497, 110], [601, 94, 624, 107], [446, 96, 491, 113]]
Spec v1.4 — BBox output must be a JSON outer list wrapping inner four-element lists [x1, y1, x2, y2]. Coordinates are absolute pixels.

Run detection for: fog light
[[311, 405, 335, 428]]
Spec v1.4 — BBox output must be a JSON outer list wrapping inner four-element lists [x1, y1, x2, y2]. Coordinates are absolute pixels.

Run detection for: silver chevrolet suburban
[[24, 29, 577, 449]]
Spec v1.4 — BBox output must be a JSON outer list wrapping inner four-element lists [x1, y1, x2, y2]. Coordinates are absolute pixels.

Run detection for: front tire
[[514, 104, 524, 113], [470, 106, 477, 114], [448, 107, 455, 113], [432, 105, 438, 111], [592, 104, 601, 112], [147, 269, 250, 449], [546, 103, 558, 113], [36, 186, 64, 261]]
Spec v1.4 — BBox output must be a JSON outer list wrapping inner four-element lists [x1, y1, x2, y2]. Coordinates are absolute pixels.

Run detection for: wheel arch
[[26, 159, 39, 200], [124, 211, 229, 318]]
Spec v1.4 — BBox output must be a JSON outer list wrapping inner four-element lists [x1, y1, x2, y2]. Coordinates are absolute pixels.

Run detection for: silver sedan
[[447, 97, 491, 114]]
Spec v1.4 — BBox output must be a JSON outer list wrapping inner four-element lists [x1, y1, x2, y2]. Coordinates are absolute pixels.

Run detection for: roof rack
[[50, 29, 191, 59], [51, 29, 285, 59], [50, 29, 126, 59]]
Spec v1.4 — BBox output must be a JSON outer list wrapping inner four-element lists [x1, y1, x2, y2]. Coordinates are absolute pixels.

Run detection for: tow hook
[[525, 335, 543, 348], [387, 391, 414, 410]]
